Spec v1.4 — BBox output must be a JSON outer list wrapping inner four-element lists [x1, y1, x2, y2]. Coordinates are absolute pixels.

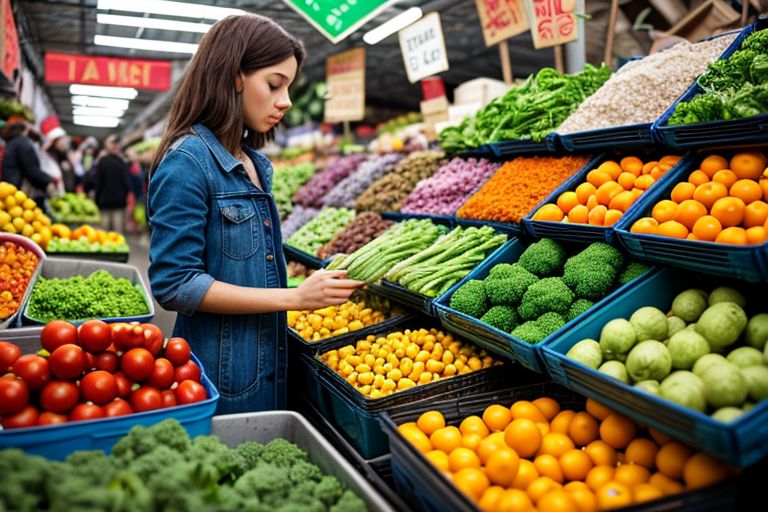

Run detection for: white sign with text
[[398, 12, 449, 84]]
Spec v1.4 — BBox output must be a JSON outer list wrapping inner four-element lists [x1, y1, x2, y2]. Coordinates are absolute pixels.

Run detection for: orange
[[682, 452, 729, 489], [598, 161, 623, 180], [687, 233, 699, 241], [534, 454, 565, 483], [537, 489, 578, 512], [617, 172, 637, 191], [505, 418, 542, 458], [596, 482, 633, 510], [599, 413, 637, 449], [537, 422, 552, 436], [567, 204, 590, 224], [512, 459, 540, 490], [630, 217, 659, 234], [693, 181, 728, 210], [575, 182, 597, 204], [625, 438, 659, 469], [533, 204, 565, 222], [620, 156, 644, 175], [586, 465, 615, 492], [540, 432, 576, 458], [588, 205, 608, 226], [563, 481, 591, 493], [656, 220, 689, 239], [744, 200, 768, 227], [585, 399, 612, 421], [651, 200, 678, 223], [642, 161, 659, 175], [527, 476, 562, 504], [746, 226, 767, 245], [485, 448, 521, 487], [559, 448, 594, 481], [712, 169, 738, 188], [655, 441, 692, 480], [632, 483, 665, 503], [691, 215, 722, 242], [478, 486, 505, 512], [649, 472, 685, 495], [448, 446, 482, 472], [647, 428, 672, 447], [699, 155, 729, 177], [659, 155, 682, 170], [511, 400, 548, 423], [568, 411, 599, 447], [730, 179, 763, 205], [688, 170, 710, 186], [587, 170, 613, 188], [550, 409, 576, 434], [585, 440, 617, 466], [674, 199, 707, 230], [430, 425, 463, 453], [614, 463, 651, 486], [460, 415, 491, 437], [477, 432, 508, 465], [715, 226, 748, 245], [670, 182, 696, 203], [532, 397, 561, 421], [417, 410, 446, 435], [483, 404, 514, 432], [425, 450, 450, 471], [596, 181, 623, 206], [399, 424, 433, 453], [496, 489, 535, 512], [634, 174, 655, 190], [761, 170, 768, 200], [452, 467, 490, 502], [586, 194, 600, 211], [650, 165, 664, 181], [608, 191, 636, 213], [567, 487, 598, 512], [557, 191, 580, 215], [462, 433, 484, 451], [730, 152, 767, 180]]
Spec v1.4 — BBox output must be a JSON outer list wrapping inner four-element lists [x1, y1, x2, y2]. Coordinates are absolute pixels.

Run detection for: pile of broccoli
[[0, 419, 366, 512], [449, 239, 650, 344]]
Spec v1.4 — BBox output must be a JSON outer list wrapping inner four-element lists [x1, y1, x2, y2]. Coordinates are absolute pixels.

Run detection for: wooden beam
[[604, 0, 619, 66], [554, 45, 564, 73], [499, 40, 512, 84]]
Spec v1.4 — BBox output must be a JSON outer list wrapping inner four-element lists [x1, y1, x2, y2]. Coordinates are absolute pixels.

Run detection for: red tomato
[[80, 370, 118, 405], [113, 372, 134, 398], [0, 377, 29, 415], [147, 358, 175, 390], [11, 354, 50, 391], [121, 348, 155, 382], [174, 360, 201, 383], [104, 398, 133, 417], [2, 404, 39, 429], [94, 351, 119, 373], [84, 351, 97, 372], [174, 380, 207, 405], [0, 340, 21, 371], [111, 322, 145, 351], [78, 320, 111, 353], [161, 389, 177, 408], [130, 386, 163, 412], [49, 344, 87, 380], [38, 411, 68, 425], [41, 320, 78, 352], [164, 338, 191, 366], [40, 381, 79, 413], [70, 403, 105, 421], [141, 324, 164, 355]]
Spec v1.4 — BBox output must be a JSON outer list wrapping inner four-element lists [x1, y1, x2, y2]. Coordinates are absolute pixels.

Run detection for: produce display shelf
[[453, 217, 523, 236], [541, 267, 768, 467], [21, 258, 155, 326], [654, 19, 768, 150], [523, 152, 693, 244], [45, 251, 130, 263], [486, 132, 559, 158], [558, 123, 656, 153], [454, 144, 496, 160], [283, 242, 328, 268], [210, 410, 394, 512], [614, 151, 768, 283], [0, 234, 46, 330]]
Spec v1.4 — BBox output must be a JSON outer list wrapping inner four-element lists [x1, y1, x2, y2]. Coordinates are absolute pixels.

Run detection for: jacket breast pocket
[[219, 199, 258, 260]]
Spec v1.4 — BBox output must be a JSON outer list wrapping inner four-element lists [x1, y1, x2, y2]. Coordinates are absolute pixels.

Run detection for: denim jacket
[[147, 123, 288, 414]]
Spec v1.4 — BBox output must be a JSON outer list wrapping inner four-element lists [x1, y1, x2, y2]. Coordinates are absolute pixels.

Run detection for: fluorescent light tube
[[71, 96, 130, 109], [73, 106, 126, 118], [97, 13, 212, 33], [95, 35, 198, 54], [363, 7, 422, 45], [97, 0, 244, 21], [73, 115, 121, 128], [69, 84, 138, 99]]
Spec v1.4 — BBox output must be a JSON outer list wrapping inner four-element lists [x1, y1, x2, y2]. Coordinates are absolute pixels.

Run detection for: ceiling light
[[69, 84, 138, 99], [95, 35, 198, 54], [73, 106, 126, 118], [71, 96, 130, 110], [97, 13, 212, 33], [73, 115, 121, 128], [97, 0, 244, 21], [363, 7, 422, 45]]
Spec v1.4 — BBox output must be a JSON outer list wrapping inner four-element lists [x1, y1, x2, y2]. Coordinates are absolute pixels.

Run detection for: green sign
[[283, 0, 396, 44]]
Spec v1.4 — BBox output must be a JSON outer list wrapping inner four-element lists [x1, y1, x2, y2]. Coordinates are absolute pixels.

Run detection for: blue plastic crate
[[654, 20, 768, 150], [453, 217, 523, 236], [434, 238, 655, 372], [454, 143, 496, 160], [558, 123, 656, 152], [523, 153, 693, 244], [541, 267, 768, 467], [614, 151, 768, 283], [487, 132, 560, 158]]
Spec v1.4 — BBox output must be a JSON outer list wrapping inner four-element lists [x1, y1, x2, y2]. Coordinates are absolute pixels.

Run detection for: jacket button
[[266, 254, 274, 261], [263, 219, 270, 227]]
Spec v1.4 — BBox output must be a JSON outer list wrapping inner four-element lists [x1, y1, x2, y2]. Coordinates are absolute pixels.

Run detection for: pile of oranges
[[630, 151, 768, 245], [398, 396, 730, 511], [532, 155, 682, 227]]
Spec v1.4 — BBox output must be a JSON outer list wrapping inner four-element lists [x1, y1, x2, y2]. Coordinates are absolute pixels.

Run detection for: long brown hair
[[151, 14, 304, 172]]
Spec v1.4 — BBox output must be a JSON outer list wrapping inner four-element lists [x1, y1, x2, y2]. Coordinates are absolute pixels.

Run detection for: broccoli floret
[[577, 242, 625, 270], [562, 259, 617, 300], [480, 305, 520, 332], [511, 321, 547, 344], [619, 261, 650, 285], [215, 486, 265, 512], [518, 239, 566, 276], [277, 502, 324, 512], [289, 460, 324, 484], [313, 475, 345, 506], [288, 480, 327, 511], [517, 277, 574, 320], [536, 312, 566, 337], [567, 299, 594, 321], [449, 279, 488, 317], [234, 441, 265, 470], [484, 264, 538, 305], [488, 263, 516, 279], [104, 471, 153, 512], [187, 435, 245, 482], [0, 449, 57, 512], [330, 490, 367, 512], [64, 450, 118, 485], [127, 445, 185, 482], [111, 419, 191, 462], [234, 464, 293, 506], [260, 438, 308, 468]]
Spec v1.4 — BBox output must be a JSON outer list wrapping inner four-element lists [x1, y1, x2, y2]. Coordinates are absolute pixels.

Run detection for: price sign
[[398, 12, 449, 84], [525, 0, 578, 49], [282, 0, 395, 44], [474, 0, 529, 47], [324, 48, 366, 123]]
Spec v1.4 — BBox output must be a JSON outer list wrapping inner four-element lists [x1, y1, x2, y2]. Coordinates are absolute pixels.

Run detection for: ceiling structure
[[15, 0, 555, 139]]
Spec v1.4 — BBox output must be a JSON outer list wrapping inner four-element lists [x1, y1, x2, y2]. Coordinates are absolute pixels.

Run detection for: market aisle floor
[[126, 232, 177, 335]]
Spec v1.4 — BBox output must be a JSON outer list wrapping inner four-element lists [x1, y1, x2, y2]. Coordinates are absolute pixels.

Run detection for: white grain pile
[[556, 34, 737, 133]]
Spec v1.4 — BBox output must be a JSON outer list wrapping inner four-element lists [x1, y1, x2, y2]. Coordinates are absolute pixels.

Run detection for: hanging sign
[[398, 12, 449, 84], [524, 0, 578, 49], [282, 0, 395, 44], [1, 0, 20, 82], [324, 48, 366, 123], [475, 0, 529, 47], [45, 52, 172, 91]]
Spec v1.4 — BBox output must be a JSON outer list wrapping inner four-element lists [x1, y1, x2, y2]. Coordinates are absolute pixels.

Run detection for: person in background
[[73, 137, 99, 191], [46, 130, 77, 193], [38, 121, 66, 197], [1, 121, 55, 205], [94, 134, 132, 234]]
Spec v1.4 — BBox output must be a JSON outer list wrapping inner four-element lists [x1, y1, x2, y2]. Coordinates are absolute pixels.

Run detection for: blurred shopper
[[94, 134, 132, 234], [1, 121, 55, 205], [38, 117, 66, 197]]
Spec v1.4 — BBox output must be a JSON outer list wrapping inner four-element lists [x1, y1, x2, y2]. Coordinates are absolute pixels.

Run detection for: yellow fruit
[[8, 206, 23, 219], [12, 217, 26, 231], [22, 198, 36, 210], [5, 196, 17, 209]]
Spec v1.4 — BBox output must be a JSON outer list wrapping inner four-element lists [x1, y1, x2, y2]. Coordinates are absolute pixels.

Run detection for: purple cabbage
[[323, 153, 405, 208], [292, 154, 367, 208]]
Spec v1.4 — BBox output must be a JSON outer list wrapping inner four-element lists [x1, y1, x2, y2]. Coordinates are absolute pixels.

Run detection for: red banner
[[3, 0, 19, 81], [44, 52, 171, 91]]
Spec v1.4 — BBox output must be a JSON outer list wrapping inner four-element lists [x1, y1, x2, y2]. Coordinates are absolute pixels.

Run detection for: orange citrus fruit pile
[[532, 155, 682, 227], [631, 152, 768, 245], [398, 397, 730, 511]]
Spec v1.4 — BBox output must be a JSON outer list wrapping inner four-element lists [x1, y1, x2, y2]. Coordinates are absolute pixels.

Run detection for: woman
[[1, 121, 54, 205], [148, 14, 363, 414]]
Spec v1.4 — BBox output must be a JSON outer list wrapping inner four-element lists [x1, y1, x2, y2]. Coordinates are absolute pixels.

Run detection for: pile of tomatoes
[[0, 320, 208, 429], [0, 240, 39, 320]]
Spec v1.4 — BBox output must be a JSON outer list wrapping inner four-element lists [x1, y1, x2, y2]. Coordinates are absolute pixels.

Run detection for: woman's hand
[[293, 270, 366, 310]]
